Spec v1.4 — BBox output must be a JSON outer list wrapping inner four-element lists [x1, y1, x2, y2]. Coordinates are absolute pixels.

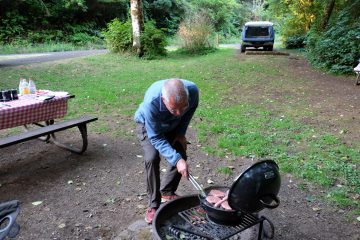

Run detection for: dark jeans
[[135, 122, 187, 209]]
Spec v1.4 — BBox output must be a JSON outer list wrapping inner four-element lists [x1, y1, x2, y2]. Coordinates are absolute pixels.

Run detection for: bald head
[[161, 79, 189, 117], [162, 79, 189, 103]]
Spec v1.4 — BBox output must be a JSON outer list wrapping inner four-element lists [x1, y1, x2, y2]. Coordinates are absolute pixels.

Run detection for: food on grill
[[206, 189, 233, 211], [214, 196, 228, 208], [206, 195, 221, 204], [221, 200, 232, 210], [208, 189, 226, 198]]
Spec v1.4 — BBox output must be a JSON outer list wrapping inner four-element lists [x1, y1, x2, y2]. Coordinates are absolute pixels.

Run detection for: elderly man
[[134, 78, 199, 224]]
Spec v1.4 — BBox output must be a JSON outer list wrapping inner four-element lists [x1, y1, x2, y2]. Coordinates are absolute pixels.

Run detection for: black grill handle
[[259, 194, 280, 209]]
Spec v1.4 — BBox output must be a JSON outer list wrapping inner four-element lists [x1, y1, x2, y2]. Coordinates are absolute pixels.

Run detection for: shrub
[[306, 1, 360, 74], [141, 21, 167, 59], [0, 11, 27, 43], [69, 32, 95, 46], [177, 11, 217, 54], [102, 19, 132, 53], [285, 35, 306, 49]]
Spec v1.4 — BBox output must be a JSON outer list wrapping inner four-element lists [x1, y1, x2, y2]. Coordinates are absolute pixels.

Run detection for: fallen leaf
[[306, 196, 315, 202], [58, 223, 66, 229], [32, 201, 43, 206], [137, 204, 146, 209], [136, 155, 143, 158], [227, 166, 235, 169], [207, 179, 214, 184], [312, 207, 321, 212], [357, 216, 360, 222]]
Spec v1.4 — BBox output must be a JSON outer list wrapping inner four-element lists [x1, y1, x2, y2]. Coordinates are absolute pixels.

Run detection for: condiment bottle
[[29, 77, 36, 94], [18, 78, 24, 95], [22, 79, 30, 94]]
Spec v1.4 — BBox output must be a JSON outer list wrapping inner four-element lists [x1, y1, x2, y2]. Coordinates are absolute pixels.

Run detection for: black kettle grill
[[153, 160, 281, 240]]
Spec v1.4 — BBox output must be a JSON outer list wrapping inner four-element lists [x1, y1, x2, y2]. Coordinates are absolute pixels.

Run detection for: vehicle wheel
[[269, 46, 273, 51], [241, 45, 245, 53]]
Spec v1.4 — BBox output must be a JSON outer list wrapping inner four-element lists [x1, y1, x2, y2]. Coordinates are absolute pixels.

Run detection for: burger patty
[[208, 189, 226, 198], [206, 195, 221, 204]]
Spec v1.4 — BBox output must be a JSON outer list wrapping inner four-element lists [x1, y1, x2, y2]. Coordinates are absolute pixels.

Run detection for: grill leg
[[258, 219, 264, 240]]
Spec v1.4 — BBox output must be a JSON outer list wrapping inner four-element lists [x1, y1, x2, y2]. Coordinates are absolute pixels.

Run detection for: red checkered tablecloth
[[0, 94, 70, 130]]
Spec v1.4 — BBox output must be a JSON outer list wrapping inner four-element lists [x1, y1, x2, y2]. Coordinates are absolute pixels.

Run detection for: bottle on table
[[18, 78, 24, 95], [22, 79, 30, 94], [29, 77, 36, 94]]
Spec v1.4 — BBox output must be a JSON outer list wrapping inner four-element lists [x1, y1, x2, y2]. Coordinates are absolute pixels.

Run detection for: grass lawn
[[0, 48, 358, 216]]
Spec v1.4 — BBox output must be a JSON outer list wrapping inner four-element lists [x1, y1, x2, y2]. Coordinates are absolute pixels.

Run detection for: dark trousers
[[136, 123, 187, 208]]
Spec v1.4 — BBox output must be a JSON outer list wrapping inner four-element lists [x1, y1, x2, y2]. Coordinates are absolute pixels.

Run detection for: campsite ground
[[0, 49, 359, 239]]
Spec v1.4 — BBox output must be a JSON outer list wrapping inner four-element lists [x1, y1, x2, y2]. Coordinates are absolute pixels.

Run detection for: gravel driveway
[[0, 49, 109, 68]]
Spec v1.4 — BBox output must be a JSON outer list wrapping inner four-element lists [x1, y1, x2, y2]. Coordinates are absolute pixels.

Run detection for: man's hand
[[172, 135, 187, 151], [176, 158, 188, 178]]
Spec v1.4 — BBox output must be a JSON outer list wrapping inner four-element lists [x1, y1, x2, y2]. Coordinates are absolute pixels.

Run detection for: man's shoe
[[145, 208, 156, 224], [161, 194, 178, 203]]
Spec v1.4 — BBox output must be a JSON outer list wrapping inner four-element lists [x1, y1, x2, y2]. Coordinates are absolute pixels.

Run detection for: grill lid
[[228, 159, 281, 213]]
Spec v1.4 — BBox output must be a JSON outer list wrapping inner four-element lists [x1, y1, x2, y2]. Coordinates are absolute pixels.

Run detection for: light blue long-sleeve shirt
[[134, 79, 199, 166]]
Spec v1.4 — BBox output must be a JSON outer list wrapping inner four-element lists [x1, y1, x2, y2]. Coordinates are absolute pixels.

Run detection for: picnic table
[[0, 92, 97, 154]]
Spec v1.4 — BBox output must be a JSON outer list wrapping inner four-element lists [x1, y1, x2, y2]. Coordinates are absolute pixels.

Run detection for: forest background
[[0, 0, 359, 72]]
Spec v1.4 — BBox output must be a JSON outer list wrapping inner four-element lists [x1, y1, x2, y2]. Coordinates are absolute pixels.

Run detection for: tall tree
[[130, 0, 144, 56], [320, 0, 335, 30]]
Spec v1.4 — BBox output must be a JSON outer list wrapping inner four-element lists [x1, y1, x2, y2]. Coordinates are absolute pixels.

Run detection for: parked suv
[[241, 21, 275, 52]]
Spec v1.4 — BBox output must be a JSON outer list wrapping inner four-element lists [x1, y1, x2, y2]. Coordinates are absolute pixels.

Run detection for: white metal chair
[[354, 63, 360, 85]]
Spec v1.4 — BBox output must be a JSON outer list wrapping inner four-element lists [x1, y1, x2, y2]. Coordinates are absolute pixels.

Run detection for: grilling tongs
[[188, 172, 206, 198]]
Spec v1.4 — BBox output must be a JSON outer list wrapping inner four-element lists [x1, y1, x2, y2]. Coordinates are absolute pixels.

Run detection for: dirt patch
[[1, 52, 360, 240]]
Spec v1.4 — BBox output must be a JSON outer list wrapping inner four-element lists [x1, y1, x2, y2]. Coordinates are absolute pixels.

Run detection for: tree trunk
[[320, 0, 335, 30], [130, 0, 144, 57]]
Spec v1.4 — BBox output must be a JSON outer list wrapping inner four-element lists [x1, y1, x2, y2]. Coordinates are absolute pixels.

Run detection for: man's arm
[[143, 104, 182, 166]]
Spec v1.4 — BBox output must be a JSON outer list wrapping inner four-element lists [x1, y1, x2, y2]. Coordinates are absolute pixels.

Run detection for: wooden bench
[[0, 116, 98, 154], [355, 63, 360, 85]]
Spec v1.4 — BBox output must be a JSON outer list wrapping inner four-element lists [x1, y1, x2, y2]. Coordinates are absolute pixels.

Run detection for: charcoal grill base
[[153, 195, 273, 240]]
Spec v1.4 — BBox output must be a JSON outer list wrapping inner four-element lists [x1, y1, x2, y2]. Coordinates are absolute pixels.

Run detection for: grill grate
[[176, 206, 263, 240]]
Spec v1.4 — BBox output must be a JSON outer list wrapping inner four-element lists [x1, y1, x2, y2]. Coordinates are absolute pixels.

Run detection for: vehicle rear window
[[245, 27, 270, 38]]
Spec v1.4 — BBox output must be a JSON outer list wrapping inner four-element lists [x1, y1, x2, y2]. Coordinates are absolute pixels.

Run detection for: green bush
[[306, 1, 360, 74], [103, 19, 167, 58], [0, 11, 27, 43], [69, 32, 95, 46], [141, 21, 167, 59], [102, 19, 132, 53], [285, 35, 306, 49]]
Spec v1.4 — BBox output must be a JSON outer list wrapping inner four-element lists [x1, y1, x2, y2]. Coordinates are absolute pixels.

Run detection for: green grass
[[0, 48, 358, 216], [217, 166, 233, 176]]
